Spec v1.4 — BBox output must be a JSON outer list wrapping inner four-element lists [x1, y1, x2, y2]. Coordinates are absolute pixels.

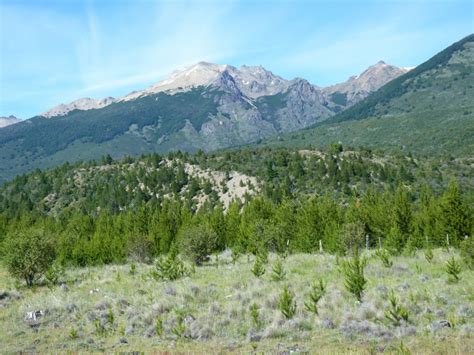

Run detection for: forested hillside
[[1, 147, 472, 267], [263, 34, 474, 155]]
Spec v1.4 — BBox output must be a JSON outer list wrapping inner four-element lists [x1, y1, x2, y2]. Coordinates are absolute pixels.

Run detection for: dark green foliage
[[385, 290, 409, 326], [152, 250, 192, 281], [0, 148, 472, 269], [340, 249, 367, 302], [329, 92, 348, 106], [445, 257, 462, 282], [2, 229, 56, 286], [304, 279, 327, 315], [0, 87, 221, 183], [278, 285, 297, 319], [179, 225, 219, 266], [440, 181, 472, 246]]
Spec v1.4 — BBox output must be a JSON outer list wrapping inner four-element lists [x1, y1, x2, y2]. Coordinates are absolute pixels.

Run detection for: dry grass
[[0, 249, 472, 353]]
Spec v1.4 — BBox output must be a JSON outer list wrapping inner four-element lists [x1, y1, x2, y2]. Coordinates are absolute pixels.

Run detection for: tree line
[[1, 181, 471, 269]]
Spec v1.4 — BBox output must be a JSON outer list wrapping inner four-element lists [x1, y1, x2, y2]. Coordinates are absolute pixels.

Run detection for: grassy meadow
[[0, 249, 472, 353]]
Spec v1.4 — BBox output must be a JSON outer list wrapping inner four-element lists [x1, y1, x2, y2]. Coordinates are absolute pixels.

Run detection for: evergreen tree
[[440, 181, 471, 246]]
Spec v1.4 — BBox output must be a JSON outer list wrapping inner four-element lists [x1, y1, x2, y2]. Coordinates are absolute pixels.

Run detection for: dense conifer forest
[[1, 147, 472, 268]]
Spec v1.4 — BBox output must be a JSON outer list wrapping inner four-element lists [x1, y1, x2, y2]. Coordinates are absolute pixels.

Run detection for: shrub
[[155, 317, 164, 337], [251, 255, 266, 278], [424, 248, 434, 263], [340, 248, 367, 302], [129, 263, 137, 275], [250, 303, 262, 329], [278, 285, 297, 319], [271, 258, 286, 281], [375, 249, 393, 268], [171, 312, 186, 338], [179, 225, 219, 266], [304, 279, 327, 315], [384, 290, 409, 326], [445, 257, 462, 282], [152, 251, 192, 281], [2, 229, 56, 286]]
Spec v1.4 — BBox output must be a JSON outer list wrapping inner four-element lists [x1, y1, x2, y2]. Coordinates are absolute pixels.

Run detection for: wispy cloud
[[1, 0, 472, 118]]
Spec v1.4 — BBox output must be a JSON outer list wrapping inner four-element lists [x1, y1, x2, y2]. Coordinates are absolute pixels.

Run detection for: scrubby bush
[[424, 247, 434, 263], [171, 312, 186, 338], [385, 290, 409, 326], [179, 225, 219, 266], [271, 258, 286, 281], [340, 248, 367, 302], [304, 279, 327, 315], [445, 257, 462, 282], [2, 229, 56, 286], [251, 255, 266, 278], [250, 303, 262, 329], [278, 285, 297, 319], [152, 248, 192, 281], [155, 317, 164, 336], [375, 248, 393, 268]]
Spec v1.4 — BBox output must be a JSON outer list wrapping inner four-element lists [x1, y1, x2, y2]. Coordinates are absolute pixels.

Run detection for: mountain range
[[0, 34, 472, 184], [0, 60, 407, 183]]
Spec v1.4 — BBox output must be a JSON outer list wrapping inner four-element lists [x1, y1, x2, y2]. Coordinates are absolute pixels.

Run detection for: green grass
[[1, 249, 472, 353]]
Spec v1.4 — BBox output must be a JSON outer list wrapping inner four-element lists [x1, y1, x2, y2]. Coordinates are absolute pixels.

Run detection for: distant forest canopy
[[0, 146, 472, 267]]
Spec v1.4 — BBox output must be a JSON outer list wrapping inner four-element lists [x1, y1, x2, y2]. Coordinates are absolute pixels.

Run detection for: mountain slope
[[0, 61, 406, 184], [263, 34, 474, 156]]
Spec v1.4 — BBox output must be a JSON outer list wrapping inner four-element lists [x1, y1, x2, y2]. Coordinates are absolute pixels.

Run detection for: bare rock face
[[228, 64, 290, 98], [323, 61, 411, 107], [272, 78, 334, 132], [0, 115, 21, 128], [41, 97, 115, 118], [39, 60, 408, 122]]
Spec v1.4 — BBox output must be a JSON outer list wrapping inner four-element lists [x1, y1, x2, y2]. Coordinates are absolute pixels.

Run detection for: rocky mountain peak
[[41, 97, 116, 118], [322, 61, 410, 106]]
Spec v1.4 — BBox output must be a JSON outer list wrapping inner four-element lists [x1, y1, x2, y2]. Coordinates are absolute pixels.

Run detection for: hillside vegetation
[[0, 148, 472, 267], [263, 34, 474, 155]]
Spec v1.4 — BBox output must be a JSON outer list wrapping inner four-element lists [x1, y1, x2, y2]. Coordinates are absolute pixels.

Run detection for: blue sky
[[0, 0, 472, 119]]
